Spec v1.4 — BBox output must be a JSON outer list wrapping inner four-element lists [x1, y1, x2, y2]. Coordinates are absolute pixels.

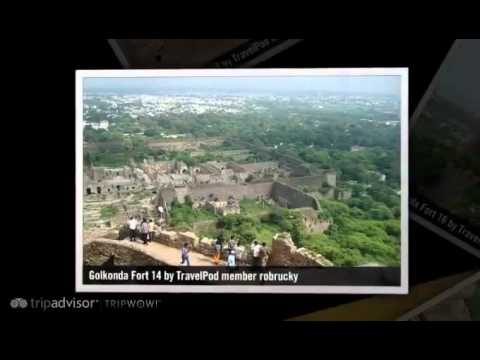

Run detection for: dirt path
[[86, 238, 225, 266]]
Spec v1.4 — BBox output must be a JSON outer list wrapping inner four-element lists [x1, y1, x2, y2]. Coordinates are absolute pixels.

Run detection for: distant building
[[84, 120, 109, 130], [350, 145, 366, 152]]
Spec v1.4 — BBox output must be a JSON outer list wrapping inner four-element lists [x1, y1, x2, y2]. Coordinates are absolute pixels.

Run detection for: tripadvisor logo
[[10, 297, 100, 310], [10, 298, 28, 309]]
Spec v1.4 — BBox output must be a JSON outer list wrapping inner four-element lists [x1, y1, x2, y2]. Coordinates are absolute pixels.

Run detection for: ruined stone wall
[[272, 182, 320, 210], [84, 241, 165, 266], [267, 233, 333, 267], [292, 207, 330, 233], [91, 167, 132, 181], [186, 182, 274, 202], [84, 181, 140, 196], [283, 174, 337, 191], [324, 172, 337, 187], [155, 230, 199, 249]]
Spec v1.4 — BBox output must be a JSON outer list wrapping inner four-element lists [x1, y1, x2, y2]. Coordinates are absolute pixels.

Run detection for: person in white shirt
[[251, 240, 262, 267], [227, 249, 236, 267], [127, 217, 138, 242], [158, 205, 164, 219], [235, 242, 245, 263]]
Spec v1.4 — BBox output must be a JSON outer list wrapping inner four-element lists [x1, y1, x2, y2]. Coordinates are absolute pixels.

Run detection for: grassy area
[[169, 202, 217, 230], [168, 197, 400, 267], [100, 205, 119, 219], [302, 199, 401, 266], [239, 198, 274, 216], [255, 222, 282, 245], [194, 220, 218, 239]]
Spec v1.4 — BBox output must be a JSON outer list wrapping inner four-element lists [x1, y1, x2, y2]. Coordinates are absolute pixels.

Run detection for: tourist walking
[[180, 242, 191, 266], [213, 237, 223, 264], [251, 240, 262, 267], [227, 249, 236, 267], [259, 242, 269, 267], [148, 219, 156, 242], [127, 216, 138, 242], [140, 218, 150, 244], [235, 241, 244, 263]]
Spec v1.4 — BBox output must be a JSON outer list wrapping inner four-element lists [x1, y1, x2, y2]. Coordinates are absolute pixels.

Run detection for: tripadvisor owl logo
[[10, 298, 28, 309]]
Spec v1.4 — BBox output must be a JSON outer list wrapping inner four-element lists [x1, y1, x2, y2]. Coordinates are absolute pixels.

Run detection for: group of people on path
[[127, 216, 158, 245], [211, 237, 270, 267], [126, 215, 270, 267]]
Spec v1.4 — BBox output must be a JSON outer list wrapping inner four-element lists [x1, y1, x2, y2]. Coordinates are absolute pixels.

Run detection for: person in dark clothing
[[140, 218, 149, 244], [180, 242, 191, 266]]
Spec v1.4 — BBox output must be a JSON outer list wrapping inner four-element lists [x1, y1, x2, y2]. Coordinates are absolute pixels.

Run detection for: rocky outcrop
[[292, 207, 330, 234], [197, 237, 217, 257], [84, 241, 165, 266], [155, 230, 199, 249], [267, 232, 333, 267], [178, 231, 199, 248]]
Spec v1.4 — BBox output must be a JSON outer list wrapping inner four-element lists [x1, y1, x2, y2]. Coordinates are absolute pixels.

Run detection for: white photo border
[[76, 68, 409, 294]]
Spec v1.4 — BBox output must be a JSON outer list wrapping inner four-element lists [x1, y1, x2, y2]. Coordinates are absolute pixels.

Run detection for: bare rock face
[[197, 237, 216, 257], [267, 233, 296, 266], [84, 242, 165, 266], [178, 231, 199, 248], [268, 232, 333, 267], [153, 230, 199, 249], [156, 230, 180, 248], [296, 248, 334, 267]]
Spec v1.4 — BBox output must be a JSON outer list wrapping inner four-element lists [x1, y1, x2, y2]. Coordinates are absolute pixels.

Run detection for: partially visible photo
[[108, 39, 302, 69], [406, 275, 480, 321], [411, 39, 480, 256]]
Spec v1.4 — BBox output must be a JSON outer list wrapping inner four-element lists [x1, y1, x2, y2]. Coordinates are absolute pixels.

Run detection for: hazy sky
[[84, 75, 401, 96]]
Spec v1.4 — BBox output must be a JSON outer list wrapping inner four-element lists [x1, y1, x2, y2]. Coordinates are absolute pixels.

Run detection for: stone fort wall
[[159, 181, 322, 210], [283, 174, 336, 190], [272, 182, 320, 210], [186, 182, 274, 202]]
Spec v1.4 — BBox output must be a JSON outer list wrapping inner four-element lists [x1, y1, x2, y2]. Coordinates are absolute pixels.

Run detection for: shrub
[[100, 205, 118, 219]]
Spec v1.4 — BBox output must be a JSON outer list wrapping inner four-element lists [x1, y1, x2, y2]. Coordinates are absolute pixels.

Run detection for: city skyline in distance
[[84, 75, 401, 97]]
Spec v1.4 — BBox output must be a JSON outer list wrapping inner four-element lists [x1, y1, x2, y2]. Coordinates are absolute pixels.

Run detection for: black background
[[5, 35, 480, 322]]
